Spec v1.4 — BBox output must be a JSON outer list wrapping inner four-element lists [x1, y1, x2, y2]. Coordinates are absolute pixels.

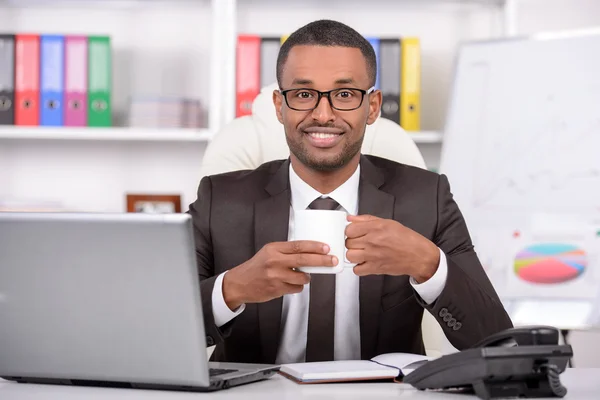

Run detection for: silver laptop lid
[[0, 212, 209, 387]]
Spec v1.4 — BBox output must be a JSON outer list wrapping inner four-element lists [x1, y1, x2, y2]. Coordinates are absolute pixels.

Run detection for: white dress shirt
[[211, 162, 448, 364]]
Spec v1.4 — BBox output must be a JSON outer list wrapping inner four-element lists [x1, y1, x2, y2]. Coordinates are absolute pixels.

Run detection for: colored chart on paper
[[514, 243, 586, 284]]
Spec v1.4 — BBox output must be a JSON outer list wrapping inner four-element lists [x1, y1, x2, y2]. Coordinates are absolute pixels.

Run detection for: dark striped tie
[[305, 196, 339, 362]]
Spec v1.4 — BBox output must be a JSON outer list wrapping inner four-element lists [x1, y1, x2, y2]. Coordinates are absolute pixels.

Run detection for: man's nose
[[311, 96, 335, 124]]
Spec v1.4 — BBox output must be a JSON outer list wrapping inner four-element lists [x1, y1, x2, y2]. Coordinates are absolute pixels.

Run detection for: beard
[[285, 128, 364, 172]]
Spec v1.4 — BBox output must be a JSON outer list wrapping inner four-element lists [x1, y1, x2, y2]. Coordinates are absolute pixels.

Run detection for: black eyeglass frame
[[278, 86, 376, 111]]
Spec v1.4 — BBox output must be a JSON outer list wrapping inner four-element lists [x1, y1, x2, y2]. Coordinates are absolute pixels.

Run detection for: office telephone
[[403, 326, 573, 399]]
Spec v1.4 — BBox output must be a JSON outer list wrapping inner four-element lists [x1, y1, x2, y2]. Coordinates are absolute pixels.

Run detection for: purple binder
[[64, 35, 87, 126]]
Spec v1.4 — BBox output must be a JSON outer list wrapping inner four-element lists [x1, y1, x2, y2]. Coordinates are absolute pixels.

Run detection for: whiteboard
[[439, 29, 600, 329]]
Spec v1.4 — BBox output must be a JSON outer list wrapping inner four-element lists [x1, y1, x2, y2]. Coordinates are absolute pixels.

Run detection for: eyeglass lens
[[285, 88, 365, 110]]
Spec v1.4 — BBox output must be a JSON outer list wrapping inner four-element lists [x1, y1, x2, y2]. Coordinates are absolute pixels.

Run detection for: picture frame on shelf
[[126, 194, 182, 214]]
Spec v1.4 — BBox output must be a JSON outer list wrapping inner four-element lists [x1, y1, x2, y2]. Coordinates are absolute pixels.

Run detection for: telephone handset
[[471, 325, 559, 348], [403, 326, 572, 399]]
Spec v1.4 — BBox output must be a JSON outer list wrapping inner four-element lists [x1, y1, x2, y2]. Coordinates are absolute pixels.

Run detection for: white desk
[[0, 368, 599, 400]]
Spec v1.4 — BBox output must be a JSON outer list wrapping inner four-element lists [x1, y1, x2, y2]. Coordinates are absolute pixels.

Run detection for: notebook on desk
[[279, 353, 433, 384]]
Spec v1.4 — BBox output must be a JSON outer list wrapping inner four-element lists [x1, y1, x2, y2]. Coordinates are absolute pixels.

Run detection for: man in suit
[[189, 19, 513, 365]]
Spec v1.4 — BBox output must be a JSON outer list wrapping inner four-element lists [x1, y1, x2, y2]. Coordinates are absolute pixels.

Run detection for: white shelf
[[0, 126, 440, 144], [408, 131, 443, 143], [0, 127, 213, 142]]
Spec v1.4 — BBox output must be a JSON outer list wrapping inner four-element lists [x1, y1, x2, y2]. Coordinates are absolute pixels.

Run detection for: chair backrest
[[199, 83, 427, 178], [199, 83, 456, 358]]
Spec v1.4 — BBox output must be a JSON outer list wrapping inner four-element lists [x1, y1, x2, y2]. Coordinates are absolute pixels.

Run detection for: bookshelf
[[0, 0, 518, 212], [0, 0, 518, 141]]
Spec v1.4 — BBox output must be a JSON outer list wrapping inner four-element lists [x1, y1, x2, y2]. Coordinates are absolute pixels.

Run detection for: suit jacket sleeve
[[415, 173, 513, 350], [188, 176, 233, 347]]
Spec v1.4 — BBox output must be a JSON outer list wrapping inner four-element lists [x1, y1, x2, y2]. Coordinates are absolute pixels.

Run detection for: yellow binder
[[400, 37, 420, 131]]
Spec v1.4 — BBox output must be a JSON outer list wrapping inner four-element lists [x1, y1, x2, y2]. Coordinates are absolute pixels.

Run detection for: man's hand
[[345, 215, 440, 283], [222, 241, 338, 310]]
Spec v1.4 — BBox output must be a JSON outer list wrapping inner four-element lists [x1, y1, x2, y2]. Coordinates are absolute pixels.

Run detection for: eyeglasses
[[279, 86, 375, 111]]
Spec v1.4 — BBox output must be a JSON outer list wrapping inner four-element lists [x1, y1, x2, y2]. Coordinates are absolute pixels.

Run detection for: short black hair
[[276, 19, 377, 88]]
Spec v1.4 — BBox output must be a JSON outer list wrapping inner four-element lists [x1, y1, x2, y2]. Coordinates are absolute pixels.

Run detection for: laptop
[[0, 212, 279, 391]]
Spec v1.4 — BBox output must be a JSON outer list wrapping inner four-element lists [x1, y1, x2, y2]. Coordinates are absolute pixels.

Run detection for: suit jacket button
[[448, 318, 456, 327], [439, 308, 449, 318], [206, 336, 214, 346], [443, 313, 452, 322], [453, 322, 462, 331]]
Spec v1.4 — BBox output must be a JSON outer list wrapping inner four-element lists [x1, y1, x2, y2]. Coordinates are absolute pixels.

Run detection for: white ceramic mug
[[292, 209, 357, 274]]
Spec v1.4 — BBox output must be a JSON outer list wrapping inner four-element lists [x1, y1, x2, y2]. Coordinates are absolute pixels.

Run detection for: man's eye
[[337, 91, 353, 98], [296, 91, 313, 98]]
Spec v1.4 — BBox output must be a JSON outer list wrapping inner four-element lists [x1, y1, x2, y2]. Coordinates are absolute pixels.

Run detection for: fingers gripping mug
[[292, 209, 357, 274]]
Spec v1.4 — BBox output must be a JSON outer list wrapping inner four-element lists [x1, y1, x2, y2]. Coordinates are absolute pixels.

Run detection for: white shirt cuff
[[212, 271, 246, 327], [410, 248, 448, 305]]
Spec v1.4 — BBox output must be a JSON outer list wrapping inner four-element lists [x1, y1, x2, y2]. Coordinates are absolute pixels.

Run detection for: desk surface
[[1, 368, 599, 400]]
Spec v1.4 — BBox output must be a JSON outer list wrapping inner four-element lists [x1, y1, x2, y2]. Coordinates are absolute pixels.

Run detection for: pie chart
[[514, 243, 586, 284]]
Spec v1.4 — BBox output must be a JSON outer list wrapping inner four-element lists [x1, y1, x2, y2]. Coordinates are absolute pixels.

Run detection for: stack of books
[[127, 96, 204, 129]]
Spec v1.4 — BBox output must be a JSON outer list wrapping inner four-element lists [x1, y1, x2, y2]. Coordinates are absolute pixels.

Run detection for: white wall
[[517, 0, 600, 35]]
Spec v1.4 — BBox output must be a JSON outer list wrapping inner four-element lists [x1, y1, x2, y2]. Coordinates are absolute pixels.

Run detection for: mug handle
[[344, 219, 357, 268]]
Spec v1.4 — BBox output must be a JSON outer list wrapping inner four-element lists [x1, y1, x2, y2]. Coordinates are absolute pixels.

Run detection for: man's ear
[[273, 90, 284, 124], [366, 89, 382, 125]]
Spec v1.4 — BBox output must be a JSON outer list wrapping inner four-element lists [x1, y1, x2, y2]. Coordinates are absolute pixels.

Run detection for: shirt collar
[[289, 162, 360, 214]]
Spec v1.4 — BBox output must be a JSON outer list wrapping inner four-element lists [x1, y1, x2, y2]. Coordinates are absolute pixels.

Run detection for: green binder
[[88, 35, 111, 127]]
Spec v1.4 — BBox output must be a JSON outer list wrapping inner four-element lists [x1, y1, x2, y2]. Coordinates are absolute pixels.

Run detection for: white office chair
[[199, 84, 427, 177], [199, 83, 456, 358]]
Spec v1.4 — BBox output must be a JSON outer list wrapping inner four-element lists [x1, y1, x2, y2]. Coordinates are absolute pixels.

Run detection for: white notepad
[[279, 353, 433, 384]]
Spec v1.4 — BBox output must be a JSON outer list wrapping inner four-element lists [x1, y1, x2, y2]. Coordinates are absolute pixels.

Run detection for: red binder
[[236, 35, 260, 117], [15, 34, 40, 126]]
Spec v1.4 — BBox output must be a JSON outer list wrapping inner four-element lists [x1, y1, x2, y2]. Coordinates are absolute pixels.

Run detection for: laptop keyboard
[[209, 368, 238, 377]]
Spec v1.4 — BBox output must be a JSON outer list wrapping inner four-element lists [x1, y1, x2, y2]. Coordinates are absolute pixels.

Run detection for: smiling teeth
[[309, 133, 338, 139]]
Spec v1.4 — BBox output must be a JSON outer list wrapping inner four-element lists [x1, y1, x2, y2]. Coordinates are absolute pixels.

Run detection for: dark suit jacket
[[188, 155, 513, 364]]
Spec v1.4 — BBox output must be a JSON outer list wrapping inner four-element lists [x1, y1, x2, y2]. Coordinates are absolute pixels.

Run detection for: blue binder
[[40, 35, 64, 126], [366, 37, 380, 90]]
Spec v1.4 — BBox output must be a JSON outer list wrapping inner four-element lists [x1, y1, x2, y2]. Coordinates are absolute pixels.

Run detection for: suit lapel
[[255, 159, 291, 364], [358, 156, 395, 359]]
